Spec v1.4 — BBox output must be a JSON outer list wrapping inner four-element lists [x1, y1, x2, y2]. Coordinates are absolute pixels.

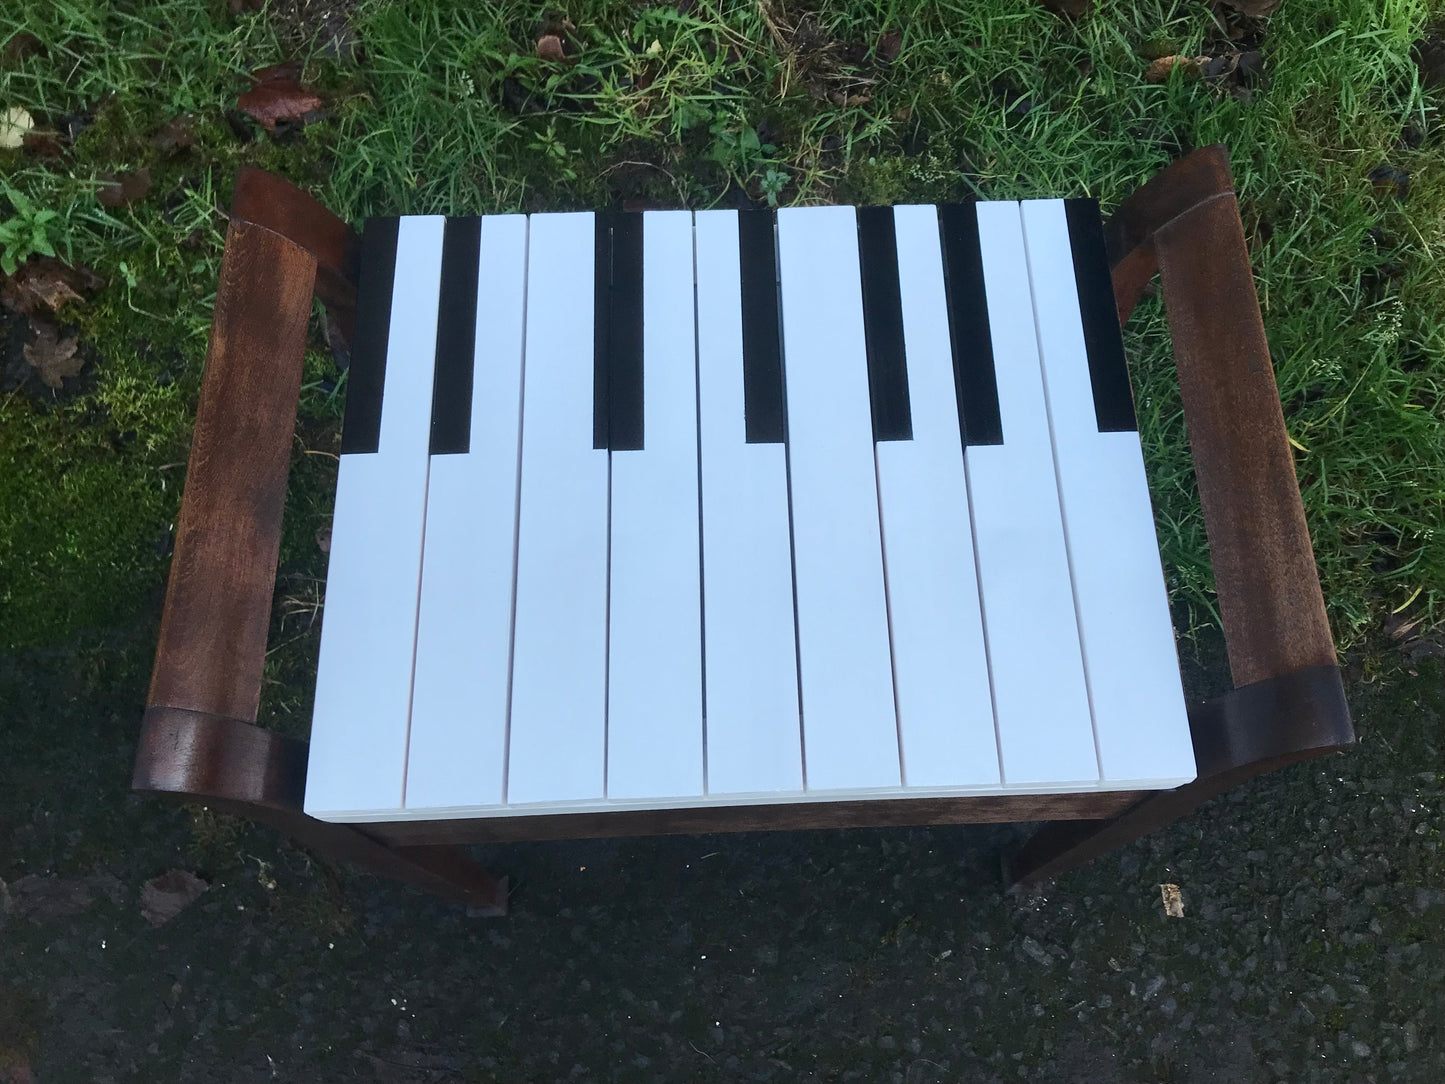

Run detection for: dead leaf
[[1416, 37, 1445, 89], [1160, 883, 1185, 918], [23, 320, 81, 389], [536, 34, 567, 61], [0, 105, 33, 150], [97, 167, 152, 208], [1, 257, 101, 315], [1144, 55, 1207, 83], [151, 114, 197, 154], [877, 30, 903, 63], [139, 869, 209, 927], [1369, 164, 1410, 202], [238, 62, 324, 133]]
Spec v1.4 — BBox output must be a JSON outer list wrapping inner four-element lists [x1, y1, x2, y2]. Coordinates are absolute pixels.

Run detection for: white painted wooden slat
[[606, 211, 705, 800], [406, 214, 529, 812], [306, 215, 445, 819], [505, 212, 611, 805], [775, 205, 900, 792], [1019, 198, 1195, 787], [694, 209, 803, 795], [966, 201, 1098, 786], [880, 205, 999, 788]]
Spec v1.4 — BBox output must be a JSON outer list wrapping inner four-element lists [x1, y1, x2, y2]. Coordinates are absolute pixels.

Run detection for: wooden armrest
[[141, 220, 315, 767], [1105, 144, 1353, 774], [1107, 144, 1338, 690]]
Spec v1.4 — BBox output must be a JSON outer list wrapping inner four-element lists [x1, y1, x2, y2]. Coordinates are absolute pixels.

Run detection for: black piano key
[[937, 203, 1004, 447], [593, 213, 612, 450], [340, 216, 400, 456], [607, 211, 645, 452], [737, 208, 786, 444], [856, 205, 913, 442], [429, 216, 482, 455], [1064, 197, 1138, 433]]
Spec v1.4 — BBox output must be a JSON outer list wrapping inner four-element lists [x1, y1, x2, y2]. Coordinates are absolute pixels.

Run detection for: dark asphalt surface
[[1, 636, 1442, 1083]]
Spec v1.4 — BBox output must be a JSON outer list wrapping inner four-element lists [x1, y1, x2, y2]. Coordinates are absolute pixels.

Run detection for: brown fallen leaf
[[1, 257, 101, 315], [238, 62, 324, 133], [23, 321, 82, 388], [877, 30, 903, 63], [97, 167, 152, 208], [1144, 54, 1207, 83], [1, 31, 43, 66], [139, 869, 209, 927], [1160, 883, 1185, 918], [536, 33, 567, 61]]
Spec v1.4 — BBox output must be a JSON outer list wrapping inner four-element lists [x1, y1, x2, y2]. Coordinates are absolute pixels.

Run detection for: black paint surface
[[937, 203, 1004, 447], [857, 205, 913, 442], [340, 216, 400, 455], [429, 217, 482, 455], [1065, 198, 1138, 433], [738, 209, 787, 444], [607, 212, 645, 452]]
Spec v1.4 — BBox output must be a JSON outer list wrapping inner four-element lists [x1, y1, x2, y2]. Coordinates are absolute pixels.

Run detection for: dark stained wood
[[231, 168, 360, 344], [1010, 145, 1352, 886], [146, 222, 313, 723], [368, 790, 1147, 847], [1155, 179, 1337, 689]]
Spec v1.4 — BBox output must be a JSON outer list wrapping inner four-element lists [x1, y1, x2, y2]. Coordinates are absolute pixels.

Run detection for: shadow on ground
[[1, 632, 1442, 1083]]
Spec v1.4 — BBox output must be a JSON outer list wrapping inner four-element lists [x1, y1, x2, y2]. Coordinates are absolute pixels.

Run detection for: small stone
[[1351, 1040, 1372, 1058]]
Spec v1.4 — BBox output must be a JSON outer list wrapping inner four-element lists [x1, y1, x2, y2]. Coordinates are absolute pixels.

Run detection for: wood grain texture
[[1155, 184, 1337, 688], [231, 168, 359, 340], [146, 222, 314, 723], [367, 791, 1147, 847]]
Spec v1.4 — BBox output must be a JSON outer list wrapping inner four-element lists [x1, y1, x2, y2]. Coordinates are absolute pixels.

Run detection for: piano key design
[[304, 200, 1196, 823]]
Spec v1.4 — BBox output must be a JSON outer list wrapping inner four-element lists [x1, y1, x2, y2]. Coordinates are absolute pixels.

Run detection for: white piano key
[[880, 206, 999, 788], [1020, 199, 1195, 787], [694, 209, 803, 795], [405, 215, 529, 811], [967, 201, 1098, 786], [606, 211, 705, 800], [506, 212, 611, 805], [306, 215, 445, 818], [776, 205, 900, 792]]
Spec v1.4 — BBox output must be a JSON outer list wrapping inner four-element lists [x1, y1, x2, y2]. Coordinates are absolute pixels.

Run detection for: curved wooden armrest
[[1104, 143, 1353, 771]]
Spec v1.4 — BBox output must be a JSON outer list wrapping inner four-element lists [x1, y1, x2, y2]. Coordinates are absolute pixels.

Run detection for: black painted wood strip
[[857, 205, 913, 442], [1064, 198, 1138, 433], [608, 211, 645, 451], [737, 209, 786, 444], [340, 216, 399, 455], [593, 212, 612, 450], [429, 216, 482, 455], [937, 203, 1003, 447]]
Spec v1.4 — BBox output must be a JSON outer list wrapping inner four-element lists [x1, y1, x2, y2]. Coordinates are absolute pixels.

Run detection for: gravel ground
[[1, 636, 1442, 1083]]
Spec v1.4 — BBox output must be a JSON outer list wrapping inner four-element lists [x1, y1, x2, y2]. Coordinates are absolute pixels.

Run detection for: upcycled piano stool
[[133, 145, 1354, 916]]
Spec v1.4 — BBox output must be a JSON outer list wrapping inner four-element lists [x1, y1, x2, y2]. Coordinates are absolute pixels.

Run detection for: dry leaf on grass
[[536, 34, 567, 61], [1160, 883, 1185, 918], [1, 257, 102, 315], [23, 321, 82, 389], [238, 62, 324, 132], [1144, 55, 1208, 83], [97, 167, 152, 208], [876, 30, 903, 63], [140, 869, 209, 927], [151, 114, 198, 154], [0, 105, 33, 150]]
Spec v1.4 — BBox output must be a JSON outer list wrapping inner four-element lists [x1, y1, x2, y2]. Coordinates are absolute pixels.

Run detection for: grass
[[0, 0, 1443, 666]]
